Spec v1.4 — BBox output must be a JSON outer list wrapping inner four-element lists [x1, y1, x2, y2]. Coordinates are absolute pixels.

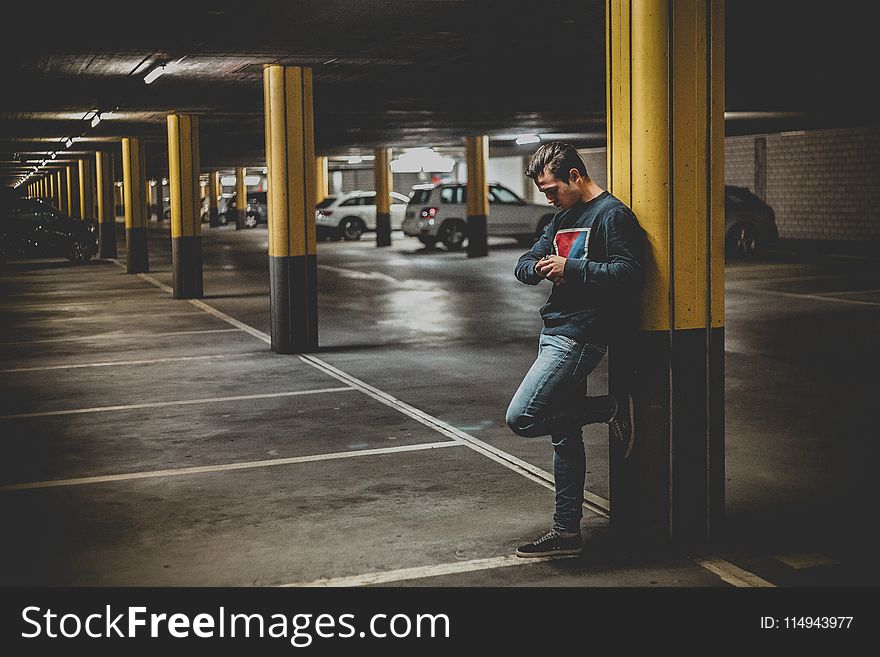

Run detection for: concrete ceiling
[[2, 0, 877, 187]]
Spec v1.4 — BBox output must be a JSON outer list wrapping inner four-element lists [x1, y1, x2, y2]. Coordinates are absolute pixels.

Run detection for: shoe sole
[[515, 547, 583, 558]]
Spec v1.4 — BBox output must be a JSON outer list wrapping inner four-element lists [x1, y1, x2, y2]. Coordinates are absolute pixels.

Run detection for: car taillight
[[419, 207, 438, 218]]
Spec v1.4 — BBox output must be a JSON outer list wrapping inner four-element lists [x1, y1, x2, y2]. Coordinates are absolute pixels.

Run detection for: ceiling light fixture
[[90, 112, 102, 127], [51, 152, 56, 159], [143, 64, 166, 84], [515, 134, 541, 145], [65, 137, 74, 148]]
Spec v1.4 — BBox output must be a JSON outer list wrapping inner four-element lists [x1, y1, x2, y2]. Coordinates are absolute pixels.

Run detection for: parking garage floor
[[1, 220, 878, 591]]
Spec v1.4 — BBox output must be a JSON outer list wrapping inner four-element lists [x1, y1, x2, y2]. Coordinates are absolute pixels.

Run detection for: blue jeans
[[506, 333, 615, 534]]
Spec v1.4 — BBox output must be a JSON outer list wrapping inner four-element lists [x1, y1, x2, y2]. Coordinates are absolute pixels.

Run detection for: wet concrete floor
[[1, 220, 878, 587]]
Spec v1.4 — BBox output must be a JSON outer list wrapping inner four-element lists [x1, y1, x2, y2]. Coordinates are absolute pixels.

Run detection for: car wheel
[[726, 222, 762, 259], [438, 219, 467, 251], [339, 217, 365, 241], [417, 235, 437, 249], [244, 214, 258, 229], [218, 212, 228, 226], [68, 238, 92, 264]]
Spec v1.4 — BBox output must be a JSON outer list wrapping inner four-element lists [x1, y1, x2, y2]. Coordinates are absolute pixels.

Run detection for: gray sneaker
[[608, 394, 634, 459], [516, 529, 583, 558]]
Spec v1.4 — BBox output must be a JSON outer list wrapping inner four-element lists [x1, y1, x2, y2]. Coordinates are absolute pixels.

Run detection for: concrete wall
[[578, 126, 880, 243]]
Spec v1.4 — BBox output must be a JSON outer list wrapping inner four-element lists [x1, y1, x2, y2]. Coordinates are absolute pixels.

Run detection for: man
[[506, 142, 645, 557]]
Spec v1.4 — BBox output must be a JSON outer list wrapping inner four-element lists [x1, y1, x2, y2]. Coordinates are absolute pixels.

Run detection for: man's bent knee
[[506, 411, 544, 438]]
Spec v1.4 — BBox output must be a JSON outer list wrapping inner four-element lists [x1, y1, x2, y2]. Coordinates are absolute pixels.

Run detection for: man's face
[[535, 167, 581, 210]]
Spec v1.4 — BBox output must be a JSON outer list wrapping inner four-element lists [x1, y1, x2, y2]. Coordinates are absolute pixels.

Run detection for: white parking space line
[[0, 328, 244, 347], [0, 351, 264, 373], [317, 264, 400, 284], [125, 266, 782, 586], [773, 553, 840, 569], [282, 554, 578, 587], [693, 558, 776, 587], [733, 287, 880, 307], [0, 441, 459, 491], [127, 269, 610, 518], [0, 298, 181, 311], [0, 387, 355, 420], [817, 287, 880, 298]]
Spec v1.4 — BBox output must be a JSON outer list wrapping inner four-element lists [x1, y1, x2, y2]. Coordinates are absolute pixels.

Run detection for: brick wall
[[724, 137, 754, 190], [762, 126, 880, 241], [581, 126, 880, 242]]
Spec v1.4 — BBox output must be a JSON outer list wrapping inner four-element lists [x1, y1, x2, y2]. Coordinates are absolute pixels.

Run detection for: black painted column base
[[376, 212, 391, 247], [232, 209, 245, 230], [171, 236, 204, 299], [99, 221, 117, 259], [466, 214, 488, 257], [609, 327, 724, 547], [269, 255, 318, 354], [125, 227, 149, 273], [208, 208, 220, 227]]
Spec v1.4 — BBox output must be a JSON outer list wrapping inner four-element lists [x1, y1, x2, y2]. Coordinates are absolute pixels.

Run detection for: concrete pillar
[[263, 64, 318, 354], [78, 158, 96, 220], [207, 171, 220, 226], [122, 137, 149, 273], [66, 164, 80, 219], [114, 181, 123, 215], [235, 166, 247, 229], [56, 171, 66, 212], [96, 150, 117, 259], [315, 156, 329, 205], [167, 113, 204, 298], [374, 147, 392, 247], [754, 136, 767, 201], [465, 135, 489, 257], [606, 0, 725, 545]]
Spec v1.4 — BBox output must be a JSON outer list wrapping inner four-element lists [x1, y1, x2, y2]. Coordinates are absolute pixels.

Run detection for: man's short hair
[[524, 142, 588, 182]]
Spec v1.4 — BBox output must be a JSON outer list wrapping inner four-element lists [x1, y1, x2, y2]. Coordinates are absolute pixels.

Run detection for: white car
[[315, 190, 410, 240], [401, 182, 557, 250]]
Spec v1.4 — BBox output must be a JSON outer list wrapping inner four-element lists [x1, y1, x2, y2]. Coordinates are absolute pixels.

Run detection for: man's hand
[[535, 255, 566, 285]]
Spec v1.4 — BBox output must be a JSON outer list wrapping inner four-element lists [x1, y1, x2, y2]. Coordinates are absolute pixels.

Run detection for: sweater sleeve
[[563, 209, 645, 293], [514, 217, 555, 285]]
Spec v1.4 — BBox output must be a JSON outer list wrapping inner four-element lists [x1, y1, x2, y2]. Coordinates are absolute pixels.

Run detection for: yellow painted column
[[607, 0, 725, 543], [263, 64, 318, 353], [167, 113, 204, 298], [95, 150, 117, 258], [234, 166, 247, 229], [122, 137, 149, 273], [78, 158, 96, 220], [315, 156, 328, 205], [66, 165, 80, 218], [56, 171, 66, 212], [374, 147, 392, 247], [465, 135, 489, 257], [47, 174, 55, 206], [206, 171, 220, 226]]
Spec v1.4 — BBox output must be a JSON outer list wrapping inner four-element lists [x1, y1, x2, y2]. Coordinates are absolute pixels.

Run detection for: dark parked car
[[0, 197, 97, 265], [724, 185, 778, 259], [224, 191, 266, 228]]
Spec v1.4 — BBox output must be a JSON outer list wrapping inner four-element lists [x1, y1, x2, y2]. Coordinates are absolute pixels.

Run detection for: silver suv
[[401, 183, 556, 250]]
